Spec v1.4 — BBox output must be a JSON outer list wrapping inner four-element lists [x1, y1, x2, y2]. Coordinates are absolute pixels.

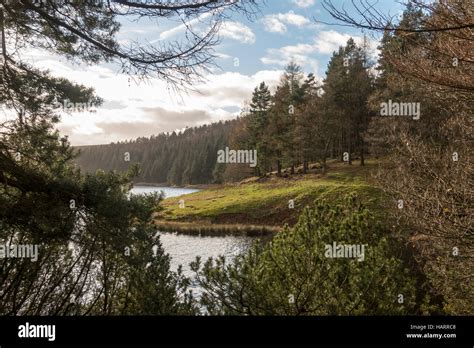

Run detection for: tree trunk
[[102, 240, 108, 315], [347, 129, 352, 165], [255, 166, 261, 177], [339, 128, 343, 162]]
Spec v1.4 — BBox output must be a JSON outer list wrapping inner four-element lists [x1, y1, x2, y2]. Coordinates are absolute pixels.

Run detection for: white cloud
[[157, 17, 255, 45], [261, 11, 311, 33], [261, 46, 320, 74], [156, 12, 212, 41], [261, 17, 287, 33], [20, 49, 284, 145], [314, 31, 380, 58], [314, 30, 353, 54], [277, 11, 311, 26], [220, 21, 256, 44], [192, 70, 283, 105], [260, 30, 379, 74], [291, 0, 315, 8], [215, 52, 232, 60]]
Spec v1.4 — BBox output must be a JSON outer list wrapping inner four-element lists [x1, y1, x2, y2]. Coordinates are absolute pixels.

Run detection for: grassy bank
[[155, 160, 384, 234], [155, 221, 280, 236]]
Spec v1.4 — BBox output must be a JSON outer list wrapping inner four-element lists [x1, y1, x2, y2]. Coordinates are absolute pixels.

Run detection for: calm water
[[131, 186, 254, 295], [131, 186, 200, 198]]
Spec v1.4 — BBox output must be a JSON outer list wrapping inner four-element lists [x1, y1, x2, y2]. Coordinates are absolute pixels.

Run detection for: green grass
[[156, 161, 384, 228]]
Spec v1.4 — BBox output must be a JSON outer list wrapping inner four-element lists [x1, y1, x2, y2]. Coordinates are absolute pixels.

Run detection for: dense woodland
[[75, 121, 235, 185], [225, 37, 373, 181], [76, 37, 373, 185]]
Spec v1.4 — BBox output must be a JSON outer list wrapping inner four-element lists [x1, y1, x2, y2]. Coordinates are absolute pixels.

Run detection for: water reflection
[[132, 186, 256, 298]]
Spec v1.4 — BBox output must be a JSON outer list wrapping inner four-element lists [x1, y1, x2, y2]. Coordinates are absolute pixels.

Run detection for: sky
[[17, 0, 405, 146]]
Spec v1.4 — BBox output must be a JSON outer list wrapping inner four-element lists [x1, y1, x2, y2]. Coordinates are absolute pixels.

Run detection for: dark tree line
[[75, 120, 236, 186]]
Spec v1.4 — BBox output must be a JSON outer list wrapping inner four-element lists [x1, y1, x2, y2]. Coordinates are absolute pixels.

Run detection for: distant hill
[[74, 120, 236, 185]]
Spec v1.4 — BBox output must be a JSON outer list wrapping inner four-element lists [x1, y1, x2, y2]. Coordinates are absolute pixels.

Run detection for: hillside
[[155, 160, 384, 235], [74, 120, 236, 185]]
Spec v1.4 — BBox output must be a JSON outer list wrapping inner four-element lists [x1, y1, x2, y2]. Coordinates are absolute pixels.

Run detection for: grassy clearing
[[155, 161, 384, 231]]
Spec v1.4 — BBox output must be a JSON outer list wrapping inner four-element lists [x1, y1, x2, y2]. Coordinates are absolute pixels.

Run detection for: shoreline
[[134, 182, 219, 190], [154, 220, 280, 237], [151, 162, 380, 237]]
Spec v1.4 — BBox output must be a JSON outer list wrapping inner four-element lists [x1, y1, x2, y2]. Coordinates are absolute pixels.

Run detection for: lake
[[131, 186, 255, 296], [131, 185, 201, 198]]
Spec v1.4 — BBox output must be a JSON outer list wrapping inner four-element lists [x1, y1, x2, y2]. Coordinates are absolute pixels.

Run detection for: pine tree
[[192, 195, 426, 315], [248, 82, 272, 175], [321, 39, 373, 165], [295, 73, 319, 173]]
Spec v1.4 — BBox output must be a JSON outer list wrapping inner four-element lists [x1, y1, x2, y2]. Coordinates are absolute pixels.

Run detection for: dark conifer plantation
[[75, 120, 235, 185]]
